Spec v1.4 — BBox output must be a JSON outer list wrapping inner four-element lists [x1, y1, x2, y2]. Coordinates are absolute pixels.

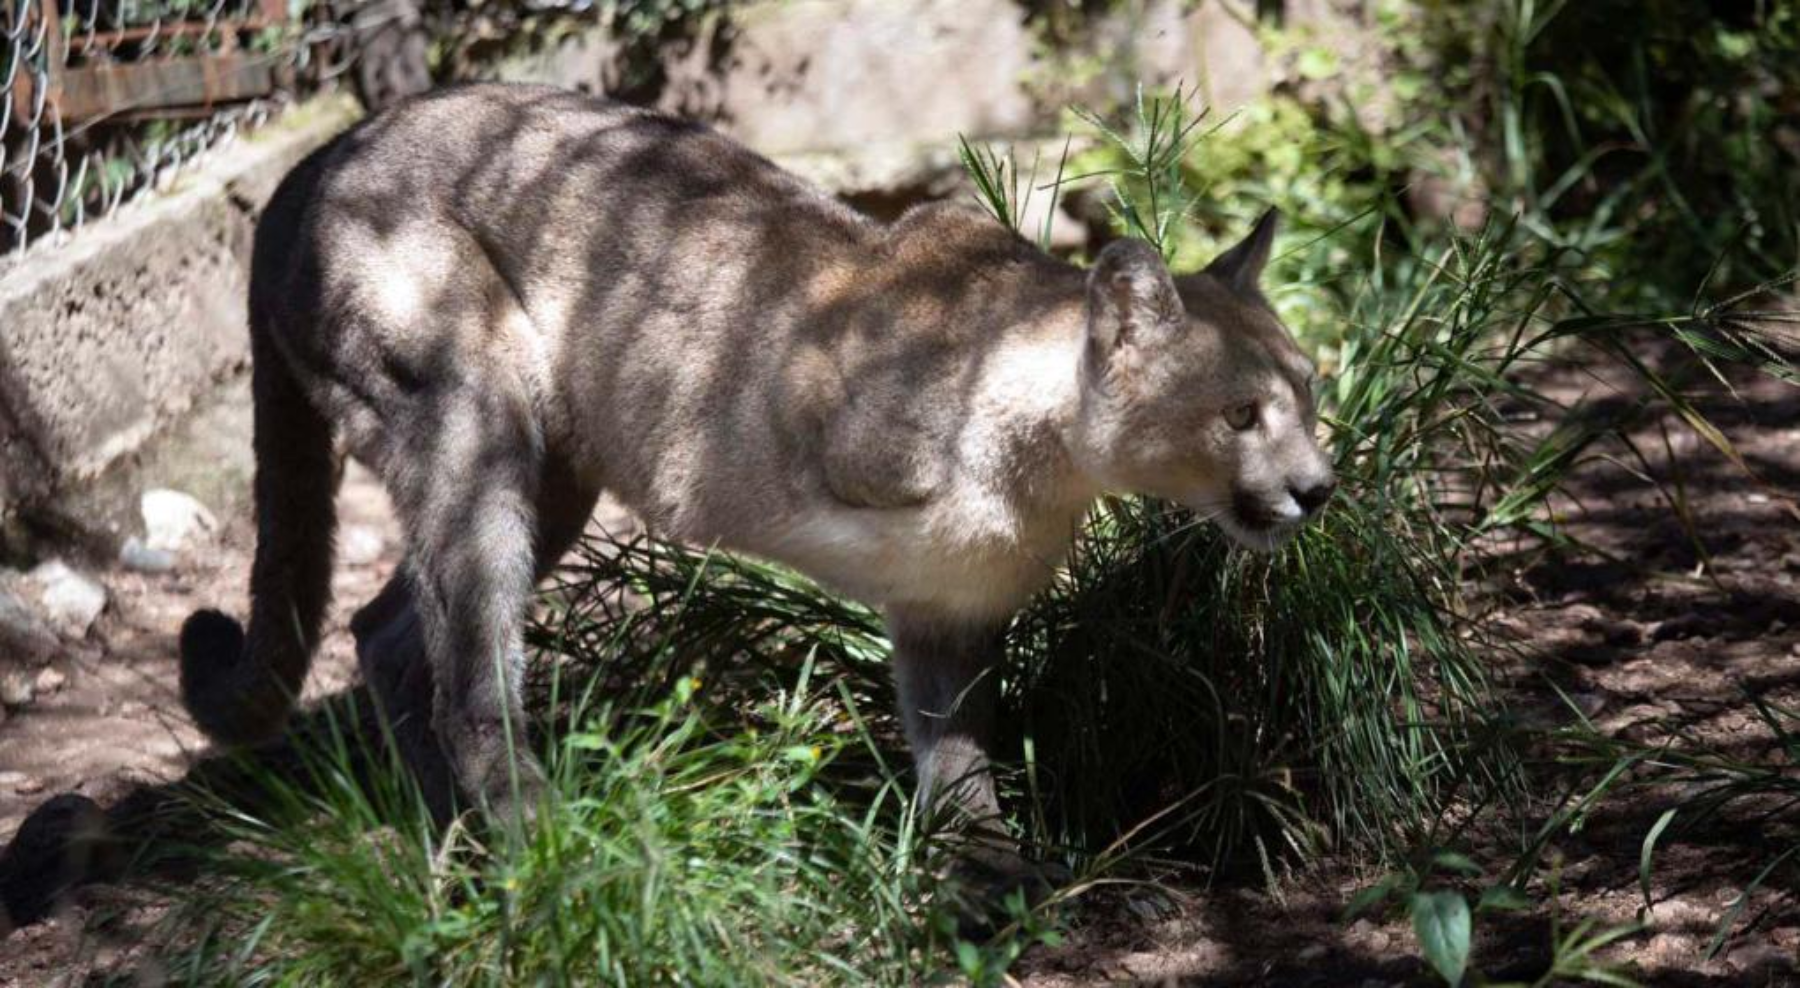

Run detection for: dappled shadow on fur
[[203, 82, 1126, 830]]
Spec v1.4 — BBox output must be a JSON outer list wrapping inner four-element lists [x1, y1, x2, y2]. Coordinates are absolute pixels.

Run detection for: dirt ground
[[0, 462, 401, 985], [1, 354, 1797, 985], [0, 463, 399, 841]]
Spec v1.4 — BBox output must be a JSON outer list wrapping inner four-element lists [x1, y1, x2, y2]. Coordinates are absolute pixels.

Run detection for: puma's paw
[[449, 727, 551, 839], [478, 757, 549, 837], [941, 844, 1074, 936]]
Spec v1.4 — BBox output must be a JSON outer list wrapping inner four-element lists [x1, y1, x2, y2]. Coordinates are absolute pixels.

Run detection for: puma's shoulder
[[882, 202, 1041, 276], [805, 205, 1077, 510], [820, 407, 948, 509]]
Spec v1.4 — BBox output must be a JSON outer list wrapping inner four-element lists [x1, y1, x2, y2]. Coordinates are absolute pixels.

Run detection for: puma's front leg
[[887, 609, 1010, 850], [889, 609, 1069, 914]]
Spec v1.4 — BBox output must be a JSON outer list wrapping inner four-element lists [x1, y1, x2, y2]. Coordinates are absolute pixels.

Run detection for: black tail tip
[[179, 609, 285, 746], [180, 609, 245, 673]]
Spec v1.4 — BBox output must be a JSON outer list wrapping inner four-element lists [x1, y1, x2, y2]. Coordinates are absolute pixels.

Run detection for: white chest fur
[[752, 492, 1083, 622]]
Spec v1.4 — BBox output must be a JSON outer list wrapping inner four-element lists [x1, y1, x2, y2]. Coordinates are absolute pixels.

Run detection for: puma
[[180, 83, 1334, 880]]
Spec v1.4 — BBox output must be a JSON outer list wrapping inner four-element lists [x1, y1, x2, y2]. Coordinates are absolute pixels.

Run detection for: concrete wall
[[499, 0, 1279, 195], [661, 0, 1040, 157], [497, 0, 1040, 174], [0, 96, 361, 557]]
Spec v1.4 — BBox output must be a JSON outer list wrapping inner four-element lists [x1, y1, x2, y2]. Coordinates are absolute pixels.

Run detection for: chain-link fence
[[0, 0, 443, 258], [2, 0, 720, 259], [5, 1, 293, 256]]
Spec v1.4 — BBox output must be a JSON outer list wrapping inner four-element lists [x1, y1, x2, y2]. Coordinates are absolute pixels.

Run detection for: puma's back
[[254, 82, 877, 452]]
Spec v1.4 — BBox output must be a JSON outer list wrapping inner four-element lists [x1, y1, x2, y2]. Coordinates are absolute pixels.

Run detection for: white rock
[[0, 584, 57, 659], [28, 560, 107, 636], [141, 488, 218, 552], [34, 666, 65, 695], [0, 585, 38, 631], [119, 536, 178, 573], [0, 669, 35, 707], [338, 524, 387, 567]]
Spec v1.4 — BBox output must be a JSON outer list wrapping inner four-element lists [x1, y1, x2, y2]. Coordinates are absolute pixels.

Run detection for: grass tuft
[[156, 644, 982, 986]]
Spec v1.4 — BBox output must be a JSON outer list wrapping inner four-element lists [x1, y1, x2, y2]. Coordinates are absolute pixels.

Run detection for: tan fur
[[180, 85, 1333, 877]]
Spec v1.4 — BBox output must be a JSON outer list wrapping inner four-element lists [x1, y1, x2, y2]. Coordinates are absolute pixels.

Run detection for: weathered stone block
[[501, 0, 1039, 158], [0, 95, 359, 557]]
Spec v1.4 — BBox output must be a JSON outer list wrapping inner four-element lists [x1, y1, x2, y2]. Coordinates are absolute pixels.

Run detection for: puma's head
[[1067, 211, 1336, 552]]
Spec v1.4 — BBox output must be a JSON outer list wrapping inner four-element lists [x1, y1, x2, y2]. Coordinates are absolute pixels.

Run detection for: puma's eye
[[1224, 402, 1258, 431]]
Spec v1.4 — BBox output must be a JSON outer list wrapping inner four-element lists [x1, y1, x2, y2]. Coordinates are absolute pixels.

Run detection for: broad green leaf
[[1411, 891, 1472, 985], [1432, 850, 1482, 875], [1344, 873, 1402, 920]]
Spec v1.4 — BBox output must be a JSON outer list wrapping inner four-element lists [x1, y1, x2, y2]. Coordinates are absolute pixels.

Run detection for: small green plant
[[1346, 850, 1485, 985], [1064, 83, 1215, 259], [1348, 851, 1641, 987], [948, 889, 1066, 987], [956, 134, 1071, 253]]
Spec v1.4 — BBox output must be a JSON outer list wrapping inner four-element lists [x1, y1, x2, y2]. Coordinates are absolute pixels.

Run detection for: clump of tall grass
[[153, 650, 984, 986]]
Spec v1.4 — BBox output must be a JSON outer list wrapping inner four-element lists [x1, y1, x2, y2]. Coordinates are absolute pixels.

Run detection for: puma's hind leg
[[375, 384, 547, 826], [355, 443, 599, 826]]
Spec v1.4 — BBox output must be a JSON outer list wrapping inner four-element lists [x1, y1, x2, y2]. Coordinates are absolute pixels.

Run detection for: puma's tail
[[180, 322, 337, 746]]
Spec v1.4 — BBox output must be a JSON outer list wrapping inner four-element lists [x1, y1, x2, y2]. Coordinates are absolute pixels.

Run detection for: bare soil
[[1, 355, 1796, 986], [0, 462, 401, 985]]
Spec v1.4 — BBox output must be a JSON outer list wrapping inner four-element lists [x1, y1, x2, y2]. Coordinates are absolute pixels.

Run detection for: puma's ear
[[1205, 208, 1279, 295], [1086, 238, 1182, 352]]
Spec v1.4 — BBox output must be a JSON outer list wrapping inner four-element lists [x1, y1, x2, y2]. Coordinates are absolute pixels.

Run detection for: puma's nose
[[1290, 479, 1335, 516]]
